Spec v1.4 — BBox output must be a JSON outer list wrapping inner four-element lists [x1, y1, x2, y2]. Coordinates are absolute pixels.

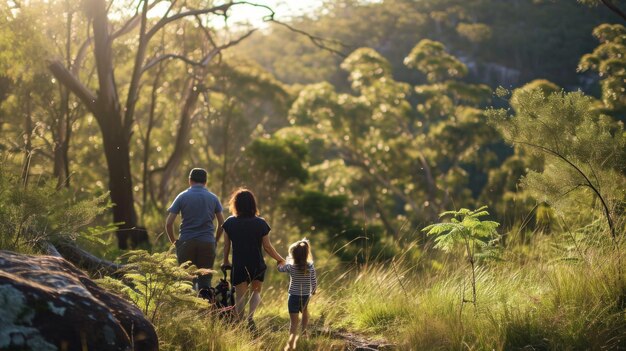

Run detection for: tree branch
[[47, 240, 124, 278], [48, 61, 97, 113], [513, 140, 617, 241], [142, 54, 206, 72], [122, 0, 150, 138], [69, 1, 157, 77], [600, 0, 626, 22], [145, 3, 234, 40], [88, 0, 120, 115], [142, 28, 257, 73], [268, 19, 350, 58]]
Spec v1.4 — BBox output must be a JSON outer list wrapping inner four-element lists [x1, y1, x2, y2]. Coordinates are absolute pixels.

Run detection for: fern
[[97, 250, 207, 323], [423, 206, 500, 308]]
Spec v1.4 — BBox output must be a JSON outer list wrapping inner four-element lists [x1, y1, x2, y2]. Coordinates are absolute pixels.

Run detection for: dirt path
[[314, 327, 395, 350]]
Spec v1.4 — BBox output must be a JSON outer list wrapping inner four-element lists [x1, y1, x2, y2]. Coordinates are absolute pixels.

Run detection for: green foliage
[[340, 48, 394, 91], [283, 190, 393, 262], [423, 206, 500, 253], [283, 190, 352, 233], [98, 250, 200, 322], [578, 23, 626, 111], [0, 160, 110, 253], [488, 89, 625, 231], [98, 250, 256, 351], [404, 39, 469, 82], [289, 40, 498, 230], [423, 206, 500, 306], [509, 79, 561, 111], [237, 134, 310, 215], [456, 22, 493, 43], [245, 136, 308, 185]]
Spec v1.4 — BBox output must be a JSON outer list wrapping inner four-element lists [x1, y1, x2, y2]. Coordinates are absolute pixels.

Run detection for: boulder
[[0, 250, 158, 351]]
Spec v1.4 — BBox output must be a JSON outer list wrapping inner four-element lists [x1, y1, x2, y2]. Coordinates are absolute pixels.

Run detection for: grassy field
[[129, 225, 625, 351]]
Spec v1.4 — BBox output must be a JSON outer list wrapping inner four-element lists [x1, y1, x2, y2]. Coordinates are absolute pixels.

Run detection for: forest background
[[1, 0, 625, 350]]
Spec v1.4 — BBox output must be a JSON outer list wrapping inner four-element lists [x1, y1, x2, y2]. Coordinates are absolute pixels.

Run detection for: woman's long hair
[[288, 239, 313, 273], [228, 188, 258, 218]]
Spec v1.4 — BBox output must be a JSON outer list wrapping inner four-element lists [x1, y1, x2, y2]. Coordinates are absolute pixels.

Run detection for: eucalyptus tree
[[578, 23, 626, 113], [289, 40, 493, 230], [0, 1, 88, 187], [47, 0, 268, 248]]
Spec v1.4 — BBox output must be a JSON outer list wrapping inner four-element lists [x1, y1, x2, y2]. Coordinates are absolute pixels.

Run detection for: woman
[[222, 188, 285, 328]]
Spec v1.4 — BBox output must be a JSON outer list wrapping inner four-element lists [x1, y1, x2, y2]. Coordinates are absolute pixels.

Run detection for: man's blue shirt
[[167, 184, 223, 243]]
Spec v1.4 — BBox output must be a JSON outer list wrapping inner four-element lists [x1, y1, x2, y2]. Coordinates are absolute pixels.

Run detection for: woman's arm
[[223, 232, 231, 265], [262, 235, 285, 264]]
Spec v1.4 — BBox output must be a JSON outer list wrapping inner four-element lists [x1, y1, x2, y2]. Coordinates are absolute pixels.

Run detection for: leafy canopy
[[578, 23, 626, 111]]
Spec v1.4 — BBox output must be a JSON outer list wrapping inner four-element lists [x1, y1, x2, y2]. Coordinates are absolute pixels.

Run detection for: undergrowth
[[94, 225, 625, 350]]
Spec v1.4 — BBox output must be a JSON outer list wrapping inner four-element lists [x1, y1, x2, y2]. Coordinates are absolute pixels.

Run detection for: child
[[278, 239, 317, 351]]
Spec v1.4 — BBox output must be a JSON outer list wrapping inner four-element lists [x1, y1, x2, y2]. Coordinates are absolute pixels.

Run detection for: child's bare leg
[[301, 306, 309, 336], [285, 313, 300, 350], [234, 282, 249, 321]]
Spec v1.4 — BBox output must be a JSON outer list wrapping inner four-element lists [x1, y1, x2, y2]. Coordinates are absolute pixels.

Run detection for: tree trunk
[[53, 5, 73, 189], [142, 64, 163, 221], [21, 96, 33, 187], [100, 121, 138, 250], [54, 84, 71, 188]]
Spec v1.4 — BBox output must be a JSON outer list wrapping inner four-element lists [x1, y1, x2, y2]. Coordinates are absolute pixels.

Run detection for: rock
[[0, 250, 158, 351]]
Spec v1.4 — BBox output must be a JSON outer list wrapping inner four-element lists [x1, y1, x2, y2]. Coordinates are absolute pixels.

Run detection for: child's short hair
[[289, 239, 313, 272]]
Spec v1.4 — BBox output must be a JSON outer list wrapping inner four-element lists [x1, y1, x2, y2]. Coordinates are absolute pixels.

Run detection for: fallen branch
[[46, 240, 124, 278]]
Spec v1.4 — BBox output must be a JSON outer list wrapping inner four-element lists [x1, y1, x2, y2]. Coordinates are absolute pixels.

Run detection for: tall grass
[[117, 225, 624, 350], [324, 231, 626, 350]]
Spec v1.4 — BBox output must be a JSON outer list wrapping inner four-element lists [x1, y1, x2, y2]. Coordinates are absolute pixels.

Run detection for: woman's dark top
[[223, 216, 271, 285]]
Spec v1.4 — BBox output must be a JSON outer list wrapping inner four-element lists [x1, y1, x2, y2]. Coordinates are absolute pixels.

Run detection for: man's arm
[[165, 212, 178, 244], [215, 212, 225, 243]]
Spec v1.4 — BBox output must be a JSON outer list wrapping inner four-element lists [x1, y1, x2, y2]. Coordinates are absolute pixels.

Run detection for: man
[[165, 168, 224, 298]]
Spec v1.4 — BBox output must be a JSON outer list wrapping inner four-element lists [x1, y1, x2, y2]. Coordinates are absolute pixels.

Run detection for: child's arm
[[277, 263, 290, 273], [310, 264, 318, 294]]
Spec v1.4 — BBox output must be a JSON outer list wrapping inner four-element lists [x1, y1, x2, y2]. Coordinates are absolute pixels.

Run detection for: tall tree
[[48, 0, 263, 248], [488, 89, 625, 243]]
